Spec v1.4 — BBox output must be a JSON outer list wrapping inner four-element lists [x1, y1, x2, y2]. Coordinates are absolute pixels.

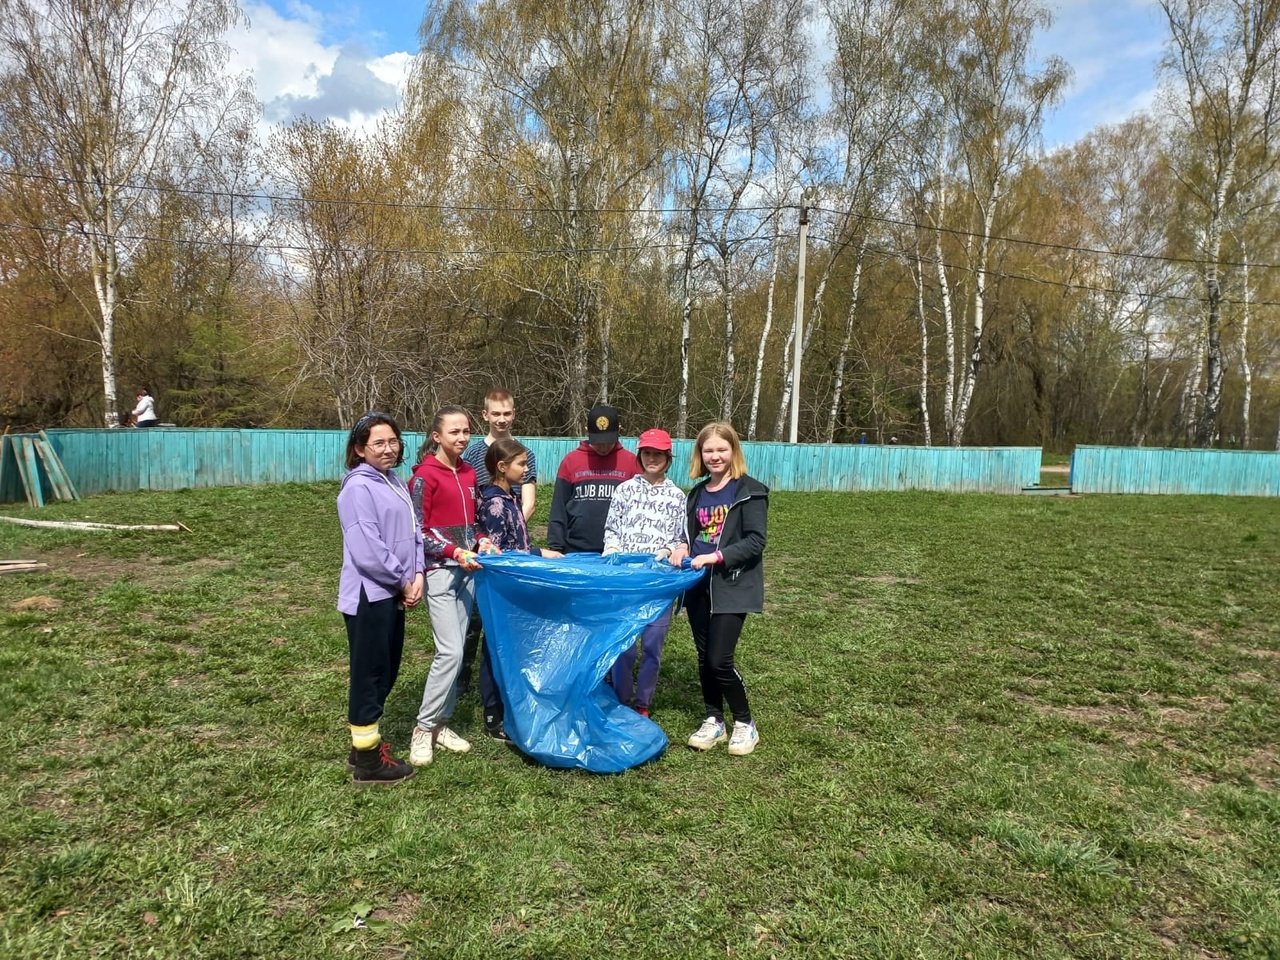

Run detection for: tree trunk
[[1239, 233, 1252, 448], [677, 224, 697, 438], [748, 238, 780, 440], [772, 316, 796, 441], [935, 196, 957, 442], [567, 125, 591, 430], [952, 190, 997, 447], [89, 231, 121, 428], [913, 250, 932, 447], [1132, 327, 1152, 446], [1196, 176, 1230, 446], [600, 298, 611, 405], [1180, 326, 1205, 446], [719, 249, 736, 422], [825, 236, 868, 443]]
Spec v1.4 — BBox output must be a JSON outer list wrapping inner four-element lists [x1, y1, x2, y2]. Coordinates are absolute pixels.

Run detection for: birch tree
[[269, 118, 450, 427], [666, 0, 809, 433], [0, 0, 254, 426], [944, 0, 1068, 445], [1038, 117, 1180, 445], [820, 0, 917, 442], [415, 0, 670, 433], [1160, 0, 1280, 446]]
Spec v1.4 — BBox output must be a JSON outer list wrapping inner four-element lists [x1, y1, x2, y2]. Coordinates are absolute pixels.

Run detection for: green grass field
[[1, 486, 1277, 959]]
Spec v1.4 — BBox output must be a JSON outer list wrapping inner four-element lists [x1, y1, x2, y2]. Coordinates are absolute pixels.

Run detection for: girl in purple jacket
[[336, 412, 424, 785]]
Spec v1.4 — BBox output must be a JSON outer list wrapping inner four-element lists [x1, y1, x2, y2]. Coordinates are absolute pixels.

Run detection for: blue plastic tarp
[[473, 552, 704, 773]]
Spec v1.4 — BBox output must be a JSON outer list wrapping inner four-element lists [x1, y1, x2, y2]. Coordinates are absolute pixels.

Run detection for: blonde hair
[[483, 388, 514, 411], [689, 421, 747, 480]]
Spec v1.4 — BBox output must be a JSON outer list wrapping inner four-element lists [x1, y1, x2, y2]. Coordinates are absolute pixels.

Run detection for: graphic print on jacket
[[546, 441, 641, 553], [602, 475, 687, 555], [691, 480, 738, 556]]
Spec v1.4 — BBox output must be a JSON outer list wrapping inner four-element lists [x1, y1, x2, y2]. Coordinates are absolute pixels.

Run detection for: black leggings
[[683, 579, 751, 724], [345, 588, 405, 726]]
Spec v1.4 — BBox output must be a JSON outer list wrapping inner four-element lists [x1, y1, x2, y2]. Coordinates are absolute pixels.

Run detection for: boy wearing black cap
[[546, 403, 641, 554]]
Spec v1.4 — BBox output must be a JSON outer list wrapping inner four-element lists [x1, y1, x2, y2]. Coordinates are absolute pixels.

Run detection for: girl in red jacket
[[408, 405, 496, 767]]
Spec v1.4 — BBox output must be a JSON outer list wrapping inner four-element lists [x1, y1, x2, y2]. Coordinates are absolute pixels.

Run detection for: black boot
[[351, 742, 415, 785]]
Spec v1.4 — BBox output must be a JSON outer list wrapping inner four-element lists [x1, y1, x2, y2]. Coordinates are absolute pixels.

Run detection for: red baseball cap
[[637, 428, 673, 452]]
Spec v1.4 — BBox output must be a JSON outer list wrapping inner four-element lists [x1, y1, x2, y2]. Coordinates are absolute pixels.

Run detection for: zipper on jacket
[[706, 482, 756, 615], [450, 464, 475, 553]]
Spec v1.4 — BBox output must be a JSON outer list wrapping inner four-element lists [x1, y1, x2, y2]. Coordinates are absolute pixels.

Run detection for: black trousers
[[683, 579, 751, 724], [345, 588, 405, 727], [468, 607, 504, 720]]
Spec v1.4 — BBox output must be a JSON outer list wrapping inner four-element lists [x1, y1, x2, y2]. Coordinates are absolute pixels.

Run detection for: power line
[[0, 168, 783, 217], [815, 205, 1280, 273], [853, 239, 1264, 309], [8, 166, 1280, 273], [0, 218, 721, 258], [3, 215, 1273, 309], [6, 215, 1254, 308]]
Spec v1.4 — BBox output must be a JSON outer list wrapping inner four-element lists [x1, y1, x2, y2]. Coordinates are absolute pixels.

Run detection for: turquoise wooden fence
[[0, 430, 1042, 500], [1070, 445, 1280, 496]]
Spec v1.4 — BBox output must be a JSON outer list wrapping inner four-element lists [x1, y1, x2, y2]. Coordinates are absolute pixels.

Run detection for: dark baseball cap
[[587, 403, 620, 443]]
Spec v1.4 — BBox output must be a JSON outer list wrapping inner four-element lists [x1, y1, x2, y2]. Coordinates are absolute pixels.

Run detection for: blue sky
[[1037, 0, 1168, 147], [231, 0, 1170, 149]]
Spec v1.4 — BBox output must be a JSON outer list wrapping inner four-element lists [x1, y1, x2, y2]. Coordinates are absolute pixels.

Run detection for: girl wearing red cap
[[602, 428, 688, 716]]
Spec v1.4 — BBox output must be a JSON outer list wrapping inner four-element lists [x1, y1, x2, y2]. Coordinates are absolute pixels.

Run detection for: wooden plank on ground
[[21, 437, 49, 507], [0, 515, 186, 531], [13, 437, 42, 508], [0, 436, 11, 504], [0, 562, 49, 574], [33, 439, 71, 502], [38, 431, 81, 500]]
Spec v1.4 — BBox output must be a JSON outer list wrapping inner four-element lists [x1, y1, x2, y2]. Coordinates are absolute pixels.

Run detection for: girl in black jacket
[[669, 422, 768, 756]]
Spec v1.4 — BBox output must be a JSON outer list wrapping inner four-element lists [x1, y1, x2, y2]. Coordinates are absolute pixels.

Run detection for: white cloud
[[227, 1, 412, 135]]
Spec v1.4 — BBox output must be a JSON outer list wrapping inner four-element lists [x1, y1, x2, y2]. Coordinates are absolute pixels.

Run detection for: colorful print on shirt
[[691, 480, 738, 557]]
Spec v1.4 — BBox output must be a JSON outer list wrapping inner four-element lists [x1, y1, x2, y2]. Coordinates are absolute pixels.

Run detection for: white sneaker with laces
[[434, 726, 472, 754], [409, 726, 433, 766], [687, 717, 728, 750], [727, 720, 759, 756]]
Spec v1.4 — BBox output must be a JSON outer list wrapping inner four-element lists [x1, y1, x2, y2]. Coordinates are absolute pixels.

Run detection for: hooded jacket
[[336, 463, 424, 615], [546, 441, 641, 553], [409, 455, 481, 568], [476, 482, 534, 554], [686, 474, 768, 614], [603, 474, 688, 555]]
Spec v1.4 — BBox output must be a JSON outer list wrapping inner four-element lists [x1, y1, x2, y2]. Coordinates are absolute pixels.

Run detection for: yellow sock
[[350, 723, 380, 750]]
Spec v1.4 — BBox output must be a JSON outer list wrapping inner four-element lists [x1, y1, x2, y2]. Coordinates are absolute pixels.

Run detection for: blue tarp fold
[[474, 552, 703, 773]]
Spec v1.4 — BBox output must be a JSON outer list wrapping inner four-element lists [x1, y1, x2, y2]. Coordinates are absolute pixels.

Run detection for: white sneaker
[[409, 727, 433, 766], [727, 720, 758, 756], [433, 726, 472, 754], [687, 717, 728, 750]]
